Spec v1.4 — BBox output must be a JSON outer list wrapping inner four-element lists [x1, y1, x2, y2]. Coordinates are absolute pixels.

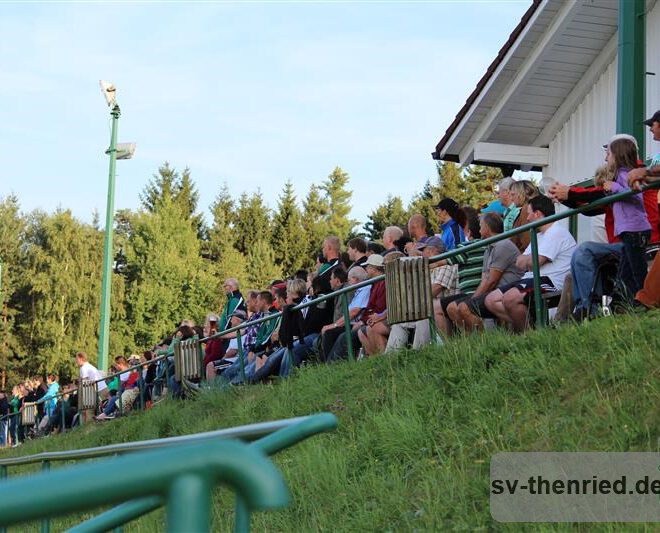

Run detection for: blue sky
[[0, 0, 532, 228]]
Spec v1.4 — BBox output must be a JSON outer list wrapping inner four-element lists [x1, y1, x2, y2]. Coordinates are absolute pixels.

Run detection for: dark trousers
[[321, 327, 344, 362], [326, 330, 361, 363], [619, 231, 650, 298]]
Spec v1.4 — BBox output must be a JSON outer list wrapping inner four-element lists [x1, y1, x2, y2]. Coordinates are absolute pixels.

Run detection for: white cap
[[604, 133, 638, 149]]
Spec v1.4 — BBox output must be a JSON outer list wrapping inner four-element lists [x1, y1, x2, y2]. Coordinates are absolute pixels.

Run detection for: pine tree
[[233, 191, 271, 256], [140, 163, 205, 236], [17, 210, 107, 379], [436, 161, 467, 203], [363, 195, 408, 241], [207, 184, 236, 261], [463, 165, 503, 209], [0, 195, 26, 387], [408, 179, 440, 233], [246, 239, 282, 290], [321, 167, 357, 241], [271, 181, 307, 276], [301, 184, 329, 266], [123, 196, 218, 350]]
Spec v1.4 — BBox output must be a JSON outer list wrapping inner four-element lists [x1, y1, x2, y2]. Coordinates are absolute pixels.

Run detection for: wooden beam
[[474, 142, 549, 166]]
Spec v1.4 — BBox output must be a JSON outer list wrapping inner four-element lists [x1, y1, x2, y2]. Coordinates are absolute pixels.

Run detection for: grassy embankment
[[2, 311, 659, 531]]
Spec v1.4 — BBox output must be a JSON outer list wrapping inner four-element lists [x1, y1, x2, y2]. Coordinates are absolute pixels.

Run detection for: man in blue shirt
[[435, 198, 465, 251]]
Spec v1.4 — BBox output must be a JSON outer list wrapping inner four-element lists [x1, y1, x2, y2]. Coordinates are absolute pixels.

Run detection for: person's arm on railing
[[629, 165, 660, 188]]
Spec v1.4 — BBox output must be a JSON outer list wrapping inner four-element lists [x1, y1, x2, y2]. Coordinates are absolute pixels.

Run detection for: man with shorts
[[445, 213, 523, 332], [485, 195, 576, 332]]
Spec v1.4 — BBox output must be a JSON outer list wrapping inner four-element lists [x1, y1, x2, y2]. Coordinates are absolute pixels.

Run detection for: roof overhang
[[433, 0, 622, 169]]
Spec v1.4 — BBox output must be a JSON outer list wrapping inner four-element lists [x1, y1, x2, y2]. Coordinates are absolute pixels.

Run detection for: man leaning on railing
[[626, 109, 660, 309]]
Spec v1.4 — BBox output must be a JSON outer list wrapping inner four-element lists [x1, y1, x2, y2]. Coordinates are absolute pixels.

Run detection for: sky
[[0, 0, 533, 229]]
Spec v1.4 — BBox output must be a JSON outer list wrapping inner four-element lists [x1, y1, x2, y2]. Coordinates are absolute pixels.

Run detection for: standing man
[[75, 352, 108, 422], [627, 109, 660, 308]]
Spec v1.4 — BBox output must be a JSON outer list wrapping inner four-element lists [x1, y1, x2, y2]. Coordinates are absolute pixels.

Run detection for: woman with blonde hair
[[509, 180, 539, 252]]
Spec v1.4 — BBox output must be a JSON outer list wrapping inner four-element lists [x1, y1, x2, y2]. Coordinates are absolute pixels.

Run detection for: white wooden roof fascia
[[458, 0, 585, 165], [437, 0, 552, 160]]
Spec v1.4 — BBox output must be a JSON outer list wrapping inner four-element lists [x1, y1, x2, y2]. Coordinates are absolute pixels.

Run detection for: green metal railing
[[0, 413, 338, 532], [200, 181, 660, 358], [0, 439, 288, 532]]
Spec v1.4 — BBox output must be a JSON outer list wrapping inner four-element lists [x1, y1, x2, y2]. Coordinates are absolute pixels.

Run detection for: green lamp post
[[97, 81, 136, 372]]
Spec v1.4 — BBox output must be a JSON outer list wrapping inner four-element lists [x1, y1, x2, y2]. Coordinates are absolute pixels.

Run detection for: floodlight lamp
[[111, 142, 137, 160], [99, 80, 117, 107]]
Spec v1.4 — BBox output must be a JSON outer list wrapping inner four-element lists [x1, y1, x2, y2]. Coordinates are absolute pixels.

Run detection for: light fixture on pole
[[97, 80, 136, 372]]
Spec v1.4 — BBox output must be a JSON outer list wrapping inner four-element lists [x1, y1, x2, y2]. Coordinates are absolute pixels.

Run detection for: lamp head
[[99, 80, 117, 107], [105, 142, 136, 160]]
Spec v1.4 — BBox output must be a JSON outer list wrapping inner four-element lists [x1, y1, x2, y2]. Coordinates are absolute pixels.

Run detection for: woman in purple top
[[603, 136, 652, 297]]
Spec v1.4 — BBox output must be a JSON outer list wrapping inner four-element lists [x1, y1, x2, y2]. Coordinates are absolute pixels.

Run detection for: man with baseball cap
[[626, 110, 660, 308]]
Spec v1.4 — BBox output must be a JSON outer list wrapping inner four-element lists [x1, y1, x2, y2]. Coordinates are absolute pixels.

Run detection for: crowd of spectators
[[2, 116, 660, 448]]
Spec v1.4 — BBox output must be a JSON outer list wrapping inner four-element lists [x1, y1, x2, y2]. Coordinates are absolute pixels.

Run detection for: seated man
[[385, 237, 459, 352], [319, 266, 371, 361], [448, 213, 523, 331], [382, 226, 404, 255], [347, 237, 368, 269], [484, 195, 576, 332], [403, 214, 430, 256], [326, 255, 386, 362], [220, 291, 280, 383], [202, 278, 247, 368], [206, 290, 260, 380]]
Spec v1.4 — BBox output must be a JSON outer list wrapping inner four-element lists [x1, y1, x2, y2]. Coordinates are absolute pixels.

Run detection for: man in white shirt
[[75, 351, 108, 397], [485, 195, 576, 332]]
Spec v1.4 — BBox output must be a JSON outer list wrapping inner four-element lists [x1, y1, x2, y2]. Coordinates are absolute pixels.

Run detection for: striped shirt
[[447, 240, 485, 295]]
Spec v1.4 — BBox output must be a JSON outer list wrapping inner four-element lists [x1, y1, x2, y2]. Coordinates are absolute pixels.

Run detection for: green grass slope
[[2, 311, 659, 531]]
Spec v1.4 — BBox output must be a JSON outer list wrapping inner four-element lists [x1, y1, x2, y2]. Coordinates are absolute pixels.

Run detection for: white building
[[433, 0, 659, 243]]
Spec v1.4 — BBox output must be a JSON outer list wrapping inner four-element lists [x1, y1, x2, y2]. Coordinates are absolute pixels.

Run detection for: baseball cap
[[643, 110, 660, 126], [603, 133, 638, 150], [416, 236, 445, 252], [363, 254, 384, 268]]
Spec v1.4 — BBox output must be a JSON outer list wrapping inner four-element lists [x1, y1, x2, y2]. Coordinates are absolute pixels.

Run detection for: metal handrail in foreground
[[0, 414, 338, 533], [0, 414, 332, 467], [0, 439, 289, 532]]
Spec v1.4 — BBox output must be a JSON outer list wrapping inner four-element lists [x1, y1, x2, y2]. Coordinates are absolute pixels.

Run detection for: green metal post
[[97, 105, 121, 373], [60, 398, 65, 433], [617, 0, 646, 152], [0, 464, 5, 533], [237, 330, 246, 382], [118, 382, 123, 417], [138, 373, 145, 411], [234, 496, 250, 533], [41, 461, 50, 533], [340, 293, 354, 361], [530, 230, 544, 328], [568, 215, 578, 241], [167, 474, 212, 533]]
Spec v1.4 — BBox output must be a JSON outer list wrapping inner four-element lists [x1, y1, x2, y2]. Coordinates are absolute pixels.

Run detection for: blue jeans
[[571, 241, 623, 313], [0, 419, 7, 446]]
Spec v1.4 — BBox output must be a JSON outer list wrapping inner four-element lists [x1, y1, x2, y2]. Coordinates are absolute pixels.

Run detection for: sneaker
[[357, 348, 366, 361]]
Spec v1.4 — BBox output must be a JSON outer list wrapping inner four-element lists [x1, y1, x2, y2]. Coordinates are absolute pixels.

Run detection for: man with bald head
[[404, 214, 429, 256]]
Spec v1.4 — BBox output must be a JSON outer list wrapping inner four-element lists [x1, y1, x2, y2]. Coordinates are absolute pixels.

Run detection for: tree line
[[0, 161, 500, 386]]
